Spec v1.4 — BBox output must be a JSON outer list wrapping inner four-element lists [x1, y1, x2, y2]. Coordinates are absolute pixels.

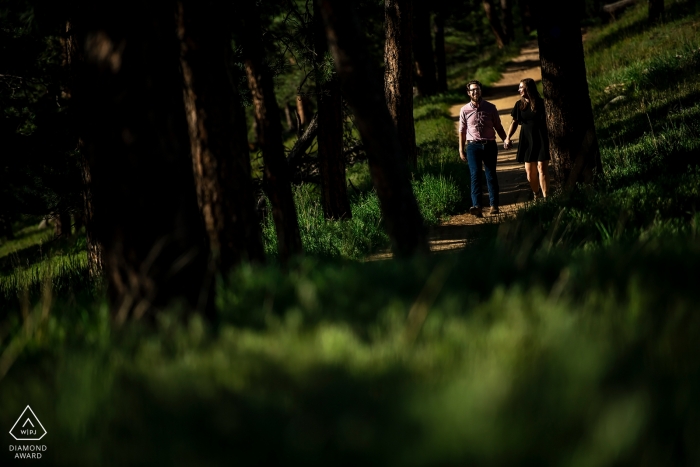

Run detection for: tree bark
[[536, 3, 603, 187], [54, 211, 71, 237], [519, 0, 534, 34], [177, 0, 265, 272], [314, 2, 351, 220], [483, 0, 507, 48], [64, 20, 104, 278], [75, 0, 210, 321], [317, 0, 428, 257], [385, 0, 418, 167], [648, 0, 664, 23], [412, 0, 438, 97], [238, 4, 303, 262], [433, 9, 447, 93], [500, 0, 515, 44]]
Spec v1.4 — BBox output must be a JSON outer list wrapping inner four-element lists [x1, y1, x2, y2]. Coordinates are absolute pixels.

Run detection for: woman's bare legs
[[538, 160, 550, 197], [525, 162, 539, 197]]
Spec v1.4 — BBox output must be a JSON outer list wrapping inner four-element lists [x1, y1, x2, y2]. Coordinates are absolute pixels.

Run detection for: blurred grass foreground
[[2, 2, 700, 466]]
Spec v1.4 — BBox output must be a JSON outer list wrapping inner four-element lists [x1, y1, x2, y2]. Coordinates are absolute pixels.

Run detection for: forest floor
[[371, 41, 543, 260]]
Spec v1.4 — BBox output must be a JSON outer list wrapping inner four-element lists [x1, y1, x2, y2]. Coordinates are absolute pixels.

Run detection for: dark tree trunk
[[64, 20, 104, 278], [54, 211, 71, 237], [483, 0, 507, 48], [648, 0, 664, 23], [237, 5, 303, 262], [412, 0, 438, 97], [314, 2, 351, 220], [433, 9, 447, 93], [75, 0, 210, 321], [500, 0, 515, 44], [536, 4, 603, 187], [177, 0, 265, 272], [317, 0, 428, 257], [385, 0, 418, 167], [80, 150, 104, 279], [519, 0, 533, 34]]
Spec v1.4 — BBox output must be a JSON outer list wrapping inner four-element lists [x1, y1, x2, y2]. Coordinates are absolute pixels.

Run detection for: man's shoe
[[469, 206, 483, 218], [490, 206, 500, 215]]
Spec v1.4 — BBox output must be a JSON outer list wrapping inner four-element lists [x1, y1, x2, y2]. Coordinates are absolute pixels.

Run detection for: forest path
[[370, 41, 542, 260]]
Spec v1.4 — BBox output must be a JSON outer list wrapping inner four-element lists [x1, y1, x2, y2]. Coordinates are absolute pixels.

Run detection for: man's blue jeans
[[466, 141, 500, 208]]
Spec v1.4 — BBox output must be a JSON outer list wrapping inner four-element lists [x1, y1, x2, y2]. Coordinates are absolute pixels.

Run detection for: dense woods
[[0, 0, 633, 311]]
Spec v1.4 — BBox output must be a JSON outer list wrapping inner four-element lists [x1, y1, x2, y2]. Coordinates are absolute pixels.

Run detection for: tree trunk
[[314, 2, 351, 220], [75, 0, 210, 321], [238, 5, 303, 262], [63, 20, 104, 278], [177, 0, 265, 272], [284, 105, 296, 132], [80, 150, 104, 279], [296, 95, 309, 129], [536, 4, 603, 187], [54, 211, 71, 237], [317, 0, 428, 257], [648, 0, 664, 23], [433, 9, 447, 93], [519, 0, 533, 35], [483, 0, 507, 48], [385, 0, 418, 167], [500, 0, 515, 44], [412, 0, 438, 97]]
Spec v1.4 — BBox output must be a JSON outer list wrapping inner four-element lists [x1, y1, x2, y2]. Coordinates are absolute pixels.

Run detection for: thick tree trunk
[[75, 0, 210, 320], [412, 0, 438, 97], [79, 150, 104, 279], [648, 0, 664, 23], [519, 0, 534, 34], [433, 9, 447, 93], [64, 21, 104, 278], [177, 0, 265, 272], [500, 0, 515, 44], [536, 4, 603, 187], [317, 0, 428, 257], [314, 2, 351, 220], [238, 5, 303, 262], [385, 0, 418, 167], [483, 0, 507, 48]]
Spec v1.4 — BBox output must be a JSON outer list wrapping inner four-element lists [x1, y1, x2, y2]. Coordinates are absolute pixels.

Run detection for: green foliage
[[261, 172, 461, 260], [4, 238, 700, 465]]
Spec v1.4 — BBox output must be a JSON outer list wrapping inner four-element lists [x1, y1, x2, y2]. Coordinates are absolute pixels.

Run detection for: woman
[[503, 78, 550, 199]]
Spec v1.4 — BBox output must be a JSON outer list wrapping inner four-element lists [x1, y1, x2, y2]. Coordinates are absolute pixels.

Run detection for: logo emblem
[[9, 406, 47, 441]]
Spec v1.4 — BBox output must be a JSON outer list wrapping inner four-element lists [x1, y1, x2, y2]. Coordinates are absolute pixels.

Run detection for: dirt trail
[[370, 41, 543, 260]]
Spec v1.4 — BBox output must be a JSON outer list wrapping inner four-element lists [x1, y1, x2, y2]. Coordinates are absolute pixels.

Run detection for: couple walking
[[458, 78, 550, 217]]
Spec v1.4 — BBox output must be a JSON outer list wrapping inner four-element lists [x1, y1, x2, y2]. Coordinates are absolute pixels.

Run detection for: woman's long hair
[[519, 78, 542, 112]]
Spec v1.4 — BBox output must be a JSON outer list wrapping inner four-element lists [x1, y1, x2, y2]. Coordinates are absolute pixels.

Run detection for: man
[[458, 80, 507, 217]]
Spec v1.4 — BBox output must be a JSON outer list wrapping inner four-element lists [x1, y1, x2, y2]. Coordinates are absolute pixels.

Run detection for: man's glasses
[[468, 88, 480, 93]]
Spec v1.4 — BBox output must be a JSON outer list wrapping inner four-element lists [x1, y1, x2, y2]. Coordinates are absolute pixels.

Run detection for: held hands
[[503, 138, 513, 150]]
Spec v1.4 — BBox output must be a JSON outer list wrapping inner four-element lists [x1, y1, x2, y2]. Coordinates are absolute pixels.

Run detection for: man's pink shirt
[[458, 99, 505, 141]]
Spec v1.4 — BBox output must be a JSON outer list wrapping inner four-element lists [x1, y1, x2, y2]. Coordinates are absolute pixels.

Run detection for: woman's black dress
[[511, 98, 550, 163]]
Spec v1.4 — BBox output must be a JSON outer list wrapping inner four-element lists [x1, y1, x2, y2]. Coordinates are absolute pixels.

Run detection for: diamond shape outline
[[9, 406, 47, 441]]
